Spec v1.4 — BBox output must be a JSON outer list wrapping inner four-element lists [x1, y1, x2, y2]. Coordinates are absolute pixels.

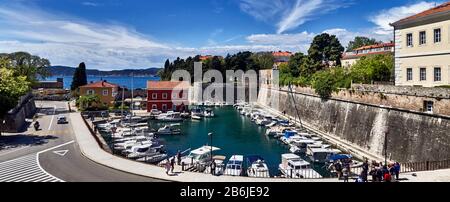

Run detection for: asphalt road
[[0, 101, 164, 182]]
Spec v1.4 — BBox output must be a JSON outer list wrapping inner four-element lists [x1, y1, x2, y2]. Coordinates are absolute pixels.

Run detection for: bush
[[312, 70, 337, 99]]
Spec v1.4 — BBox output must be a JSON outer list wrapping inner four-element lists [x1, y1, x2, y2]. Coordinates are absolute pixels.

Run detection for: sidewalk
[[69, 112, 339, 182]]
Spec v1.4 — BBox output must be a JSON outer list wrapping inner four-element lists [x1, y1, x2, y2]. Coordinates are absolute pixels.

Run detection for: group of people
[[164, 151, 182, 175], [364, 161, 401, 182], [329, 159, 401, 182]]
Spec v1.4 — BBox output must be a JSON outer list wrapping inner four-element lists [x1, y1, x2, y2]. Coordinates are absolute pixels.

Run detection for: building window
[[87, 90, 95, 95], [173, 105, 177, 111], [102, 90, 109, 96], [152, 104, 157, 109], [162, 104, 167, 111], [406, 68, 413, 81], [162, 93, 168, 99], [419, 31, 426, 45], [172, 93, 177, 99], [406, 33, 413, 47], [420, 68, 427, 81], [434, 28, 441, 43], [152, 93, 157, 100], [434, 67, 441, 81], [424, 101, 434, 113]]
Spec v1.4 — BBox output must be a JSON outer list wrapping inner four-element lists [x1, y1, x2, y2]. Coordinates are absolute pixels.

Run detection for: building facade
[[272, 51, 292, 67], [341, 42, 394, 68], [32, 78, 64, 89], [391, 2, 450, 87], [147, 81, 190, 112], [79, 81, 119, 107]]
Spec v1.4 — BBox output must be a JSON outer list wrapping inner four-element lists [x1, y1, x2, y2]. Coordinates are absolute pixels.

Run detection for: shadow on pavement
[[0, 134, 59, 150]]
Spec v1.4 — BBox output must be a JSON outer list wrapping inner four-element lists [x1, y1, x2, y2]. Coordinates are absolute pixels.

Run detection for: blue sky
[[0, 0, 444, 69]]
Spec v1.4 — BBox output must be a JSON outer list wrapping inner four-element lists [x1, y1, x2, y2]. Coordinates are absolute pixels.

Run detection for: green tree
[[350, 54, 394, 84], [251, 52, 274, 70], [0, 52, 50, 85], [0, 66, 30, 123], [311, 70, 337, 99], [347, 36, 381, 52], [70, 62, 88, 91], [76, 94, 102, 111], [308, 33, 344, 68]]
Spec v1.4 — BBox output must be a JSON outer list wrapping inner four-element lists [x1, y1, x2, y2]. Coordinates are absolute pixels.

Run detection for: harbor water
[[150, 106, 332, 177]]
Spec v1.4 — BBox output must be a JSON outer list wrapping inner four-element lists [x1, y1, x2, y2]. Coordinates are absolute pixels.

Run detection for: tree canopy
[[346, 36, 381, 52], [308, 33, 344, 68], [0, 52, 50, 85], [0, 58, 31, 118]]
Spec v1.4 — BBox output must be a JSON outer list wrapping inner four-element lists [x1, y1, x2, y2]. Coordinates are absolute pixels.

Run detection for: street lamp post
[[208, 132, 213, 163]]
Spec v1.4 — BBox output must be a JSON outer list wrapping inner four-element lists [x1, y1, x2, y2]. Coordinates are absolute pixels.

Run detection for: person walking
[[343, 166, 349, 182], [394, 162, 401, 180], [362, 160, 369, 182], [170, 157, 175, 173], [165, 159, 171, 175], [335, 161, 343, 180], [211, 160, 216, 176], [176, 150, 181, 165]]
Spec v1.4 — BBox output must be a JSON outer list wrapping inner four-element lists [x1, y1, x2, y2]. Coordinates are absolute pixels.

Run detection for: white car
[[57, 116, 68, 124]]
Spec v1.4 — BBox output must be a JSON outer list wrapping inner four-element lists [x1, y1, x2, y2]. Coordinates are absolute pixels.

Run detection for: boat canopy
[[328, 154, 352, 161], [190, 146, 221, 155], [284, 130, 297, 138]]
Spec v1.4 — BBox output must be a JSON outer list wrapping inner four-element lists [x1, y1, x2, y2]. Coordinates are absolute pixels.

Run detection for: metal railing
[[400, 160, 450, 173]]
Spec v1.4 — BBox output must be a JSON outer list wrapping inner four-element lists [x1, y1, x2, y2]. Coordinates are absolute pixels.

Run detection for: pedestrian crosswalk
[[0, 154, 63, 182]]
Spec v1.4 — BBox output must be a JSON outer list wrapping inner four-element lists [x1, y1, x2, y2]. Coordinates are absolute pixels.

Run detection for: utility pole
[[208, 132, 213, 163]]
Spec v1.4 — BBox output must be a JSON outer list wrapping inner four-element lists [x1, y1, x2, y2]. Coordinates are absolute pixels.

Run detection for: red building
[[147, 81, 190, 112]]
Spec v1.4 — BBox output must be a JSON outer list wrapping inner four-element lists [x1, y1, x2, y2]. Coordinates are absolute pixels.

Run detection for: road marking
[[0, 146, 30, 157], [47, 105, 56, 130], [37, 140, 75, 154], [0, 141, 74, 182], [0, 154, 63, 182], [53, 150, 69, 156]]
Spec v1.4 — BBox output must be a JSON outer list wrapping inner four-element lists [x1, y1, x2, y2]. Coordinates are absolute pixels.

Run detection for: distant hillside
[[49, 66, 162, 76]]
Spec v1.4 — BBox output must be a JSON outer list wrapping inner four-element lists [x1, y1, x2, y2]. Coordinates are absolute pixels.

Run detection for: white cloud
[[239, 0, 352, 34], [370, 1, 441, 35], [247, 32, 314, 45], [82, 2, 100, 7]]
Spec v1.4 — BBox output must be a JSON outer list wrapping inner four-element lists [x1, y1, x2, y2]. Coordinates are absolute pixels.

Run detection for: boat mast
[[131, 72, 134, 118], [288, 82, 303, 129], [121, 85, 125, 119]]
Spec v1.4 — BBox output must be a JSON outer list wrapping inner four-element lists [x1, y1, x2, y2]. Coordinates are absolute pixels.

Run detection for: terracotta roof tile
[[147, 81, 190, 89], [393, 2, 450, 25], [80, 81, 119, 88], [353, 42, 394, 51], [272, 51, 293, 57]]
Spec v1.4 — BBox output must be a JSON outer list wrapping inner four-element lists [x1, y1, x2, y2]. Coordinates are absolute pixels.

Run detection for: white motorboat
[[203, 109, 215, 118], [137, 153, 168, 164], [279, 153, 322, 178], [307, 148, 337, 164], [191, 108, 203, 117], [127, 146, 162, 159], [204, 155, 226, 176], [156, 111, 183, 122], [181, 145, 221, 165], [114, 138, 154, 151], [246, 155, 270, 178], [150, 109, 162, 116], [156, 124, 182, 135], [224, 155, 244, 176], [191, 115, 202, 120]]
